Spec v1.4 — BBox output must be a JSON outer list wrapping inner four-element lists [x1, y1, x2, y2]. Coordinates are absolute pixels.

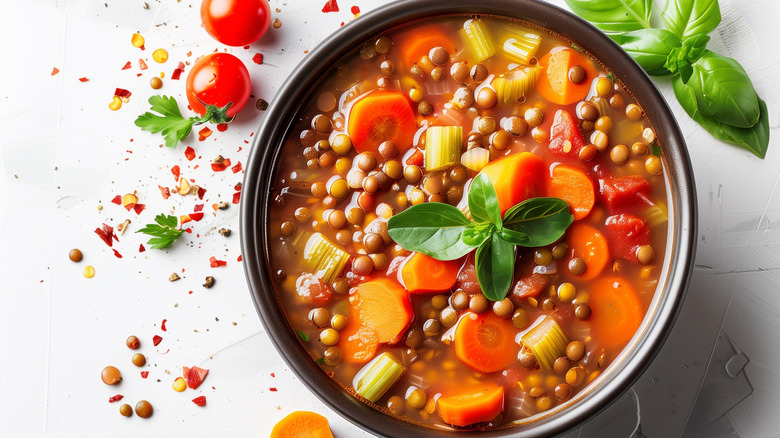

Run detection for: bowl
[[241, 0, 697, 435]]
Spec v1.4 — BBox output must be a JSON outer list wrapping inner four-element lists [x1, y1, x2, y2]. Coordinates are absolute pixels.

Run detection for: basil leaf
[[498, 228, 530, 246], [468, 173, 502, 227], [663, 34, 710, 79], [564, 0, 652, 34], [475, 233, 516, 301], [673, 76, 769, 158], [387, 202, 475, 260], [662, 0, 721, 40], [462, 223, 493, 247], [502, 198, 574, 247], [686, 50, 760, 128], [612, 29, 681, 76]]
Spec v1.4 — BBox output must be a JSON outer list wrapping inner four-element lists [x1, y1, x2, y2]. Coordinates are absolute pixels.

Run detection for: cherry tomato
[[200, 0, 272, 47], [186, 53, 251, 118]]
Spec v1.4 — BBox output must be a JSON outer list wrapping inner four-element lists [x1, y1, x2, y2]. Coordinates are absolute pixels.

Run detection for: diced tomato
[[185, 146, 196, 161], [171, 165, 181, 181], [455, 259, 482, 295], [604, 213, 650, 262], [197, 186, 207, 200], [192, 396, 207, 406], [111, 195, 122, 205], [511, 273, 549, 302], [153, 335, 163, 346], [194, 204, 204, 212], [133, 203, 145, 214], [159, 185, 171, 199], [405, 149, 423, 167], [232, 191, 241, 204], [548, 109, 585, 158], [189, 212, 204, 221], [599, 175, 652, 211], [209, 256, 227, 267], [231, 161, 242, 173]]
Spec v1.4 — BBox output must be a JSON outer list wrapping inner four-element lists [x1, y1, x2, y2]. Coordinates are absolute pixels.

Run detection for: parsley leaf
[[134, 95, 231, 148], [136, 213, 184, 249]]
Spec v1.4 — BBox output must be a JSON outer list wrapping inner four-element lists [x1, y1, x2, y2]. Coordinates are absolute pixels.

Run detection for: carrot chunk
[[550, 164, 595, 220], [454, 312, 518, 373], [397, 26, 457, 70], [270, 411, 334, 438], [347, 91, 417, 157], [438, 386, 505, 427], [535, 47, 598, 105], [479, 152, 546, 216], [588, 276, 644, 349], [400, 252, 460, 294], [565, 222, 609, 281]]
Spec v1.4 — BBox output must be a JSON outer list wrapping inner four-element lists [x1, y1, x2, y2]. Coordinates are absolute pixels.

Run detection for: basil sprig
[[565, 0, 769, 158], [387, 173, 573, 301]]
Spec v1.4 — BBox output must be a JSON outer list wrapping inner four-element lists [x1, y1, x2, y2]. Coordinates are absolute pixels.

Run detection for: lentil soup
[[265, 14, 669, 431]]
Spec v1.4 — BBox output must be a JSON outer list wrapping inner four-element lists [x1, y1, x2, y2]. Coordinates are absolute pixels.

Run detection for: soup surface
[[266, 14, 668, 430]]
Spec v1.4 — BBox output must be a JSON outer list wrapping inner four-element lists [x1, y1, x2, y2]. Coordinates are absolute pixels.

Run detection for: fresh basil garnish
[[476, 233, 516, 302], [503, 198, 574, 247], [386, 202, 476, 261], [564, 0, 651, 35], [468, 173, 502, 227], [661, 0, 721, 41]]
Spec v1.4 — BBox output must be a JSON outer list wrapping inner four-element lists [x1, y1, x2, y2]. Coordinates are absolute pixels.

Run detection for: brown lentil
[[524, 108, 544, 127], [423, 318, 442, 337], [440, 306, 458, 328], [450, 62, 469, 82], [132, 353, 146, 367], [101, 366, 122, 385], [324, 346, 342, 366], [568, 65, 586, 84], [493, 298, 514, 318], [610, 144, 630, 164], [429, 46, 450, 65], [555, 383, 573, 401], [431, 295, 448, 310], [569, 257, 586, 275], [69, 248, 83, 262], [126, 336, 140, 350], [490, 130, 511, 151], [595, 77, 613, 97], [575, 303, 592, 320], [531, 127, 548, 143], [309, 307, 331, 327], [553, 357, 571, 375], [135, 400, 153, 418], [645, 155, 662, 175], [331, 314, 348, 331], [477, 87, 497, 108], [637, 244, 655, 265], [595, 116, 612, 132], [470, 64, 488, 82], [518, 349, 537, 369], [119, 403, 133, 417], [405, 325, 424, 348], [418, 100, 433, 116], [469, 294, 489, 313], [407, 388, 427, 409], [566, 341, 586, 362], [353, 255, 374, 275], [477, 116, 497, 135], [631, 141, 649, 157], [534, 248, 553, 266], [512, 309, 530, 330], [504, 116, 528, 136], [578, 101, 599, 121], [451, 290, 469, 310], [626, 103, 642, 120], [379, 141, 398, 159]]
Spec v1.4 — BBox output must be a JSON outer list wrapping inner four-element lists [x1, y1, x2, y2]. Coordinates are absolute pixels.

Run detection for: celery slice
[[492, 65, 543, 105], [425, 126, 463, 171], [461, 19, 497, 62], [521, 316, 569, 371], [355, 352, 405, 402], [502, 32, 542, 65], [303, 233, 351, 284], [644, 203, 668, 227], [460, 147, 490, 172]]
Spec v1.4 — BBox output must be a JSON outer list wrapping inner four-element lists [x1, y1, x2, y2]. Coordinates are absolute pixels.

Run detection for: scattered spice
[[231, 161, 242, 173], [159, 185, 171, 199], [139, 244, 146, 252], [192, 396, 207, 407], [256, 98, 269, 111], [183, 366, 209, 389], [153, 335, 163, 346], [108, 394, 124, 403], [117, 219, 131, 235], [139, 58, 148, 70], [169, 272, 181, 282], [171, 165, 181, 181], [141, 371, 149, 378], [79, 77, 89, 82], [296, 330, 309, 341], [218, 228, 231, 237], [203, 276, 215, 288], [217, 202, 229, 210], [209, 257, 227, 268], [161, 319, 168, 331], [51, 67, 60, 76], [121, 61, 132, 70], [198, 126, 212, 141], [269, 387, 278, 392], [185, 146, 196, 161]]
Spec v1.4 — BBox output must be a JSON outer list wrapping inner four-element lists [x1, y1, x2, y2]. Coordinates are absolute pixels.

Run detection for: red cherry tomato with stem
[[186, 53, 251, 119], [200, 0, 271, 47]]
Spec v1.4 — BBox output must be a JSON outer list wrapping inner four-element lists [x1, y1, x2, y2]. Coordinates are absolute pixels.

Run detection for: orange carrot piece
[[347, 90, 417, 156], [565, 222, 609, 281], [270, 411, 334, 438], [550, 164, 595, 220], [397, 26, 457, 70], [400, 252, 460, 294], [479, 152, 547, 216], [588, 276, 644, 349], [339, 315, 380, 364], [454, 312, 518, 373], [535, 47, 599, 105], [438, 386, 505, 427]]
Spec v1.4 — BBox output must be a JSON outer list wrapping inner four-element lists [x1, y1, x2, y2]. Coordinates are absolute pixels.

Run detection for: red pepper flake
[[194, 204, 204, 212], [209, 256, 227, 268], [139, 244, 146, 253], [111, 195, 122, 205], [161, 319, 168, 331], [121, 61, 132, 70], [271, 373, 275, 378], [171, 62, 185, 80], [108, 394, 124, 403], [197, 186, 207, 200], [322, 0, 339, 13], [183, 366, 209, 389], [139, 59, 148, 70], [192, 396, 207, 407], [113, 249, 123, 258], [231, 161, 242, 174], [114, 88, 132, 98], [252, 53, 264, 64], [79, 77, 89, 82], [232, 191, 241, 204], [351, 5, 360, 14], [153, 335, 163, 346], [198, 126, 212, 141], [95, 223, 117, 247], [234, 182, 243, 192], [133, 203, 146, 214], [237, 255, 243, 262], [141, 371, 149, 378], [211, 158, 231, 172], [185, 227, 193, 233], [189, 212, 204, 222], [216, 123, 228, 132], [269, 387, 278, 392], [159, 185, 171, 199], [185, 146, 196, 161], [51, 67, 60, 76], [171, 165, 181, 181]]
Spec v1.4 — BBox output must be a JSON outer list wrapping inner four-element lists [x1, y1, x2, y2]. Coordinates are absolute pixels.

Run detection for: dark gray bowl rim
[[240, 0, 697, 436]]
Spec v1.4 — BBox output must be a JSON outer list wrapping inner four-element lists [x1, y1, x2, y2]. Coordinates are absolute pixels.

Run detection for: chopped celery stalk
[[460, 147, 490, 172], [355, 352, 405, 402], [425, 126, 463, 171], [501, 32, 542, 65], [303, 233, 351, 284], [461, 19, 497, 62], [644, 203, 668, 227], [521, 316, 569, 371], [492, 65, 542, 105]]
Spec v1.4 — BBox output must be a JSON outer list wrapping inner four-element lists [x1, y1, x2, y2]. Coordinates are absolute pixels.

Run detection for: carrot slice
[[339, 316, 380, 364], [397, 26, 457, 70], [438, 386, 505, 427], [565, 222, 609, 281], [400, 252, 460, 294], [479, 152, 547, 216], [347, 91, 417, 157], [454, 312, 518, 373], [535, 47, 598, 105], [588, 276, 644, 349], [550, 165, 595, 220], [270, 411, 334, 438]]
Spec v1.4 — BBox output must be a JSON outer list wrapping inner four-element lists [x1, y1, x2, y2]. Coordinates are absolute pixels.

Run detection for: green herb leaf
[[663, 34, 710, 80], [476, 233, 516, 301], [662, 0, 721, 40], [674, 75, 769, 158], [387, 203, 476, 260], [136, 213, 185, 249], [502, 198, 573, 247], [612, 29, 682, 76], [296, 330, 310, 342], [315, 357, 325, 364], [468, 173, 502, 227], [461, 223, 493, 247], [564, 0, 652, 34], [135, 95, 232, 148], [497, 228, 530, 246], [685, 50, 760, 128]]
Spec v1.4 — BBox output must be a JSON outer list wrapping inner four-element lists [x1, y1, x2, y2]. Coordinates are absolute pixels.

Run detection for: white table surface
[[2, 0, 779, 436]]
